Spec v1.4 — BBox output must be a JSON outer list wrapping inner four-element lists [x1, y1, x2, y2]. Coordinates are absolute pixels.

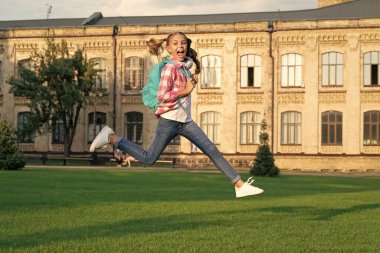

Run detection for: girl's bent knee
[[145, 158, 157, 165]]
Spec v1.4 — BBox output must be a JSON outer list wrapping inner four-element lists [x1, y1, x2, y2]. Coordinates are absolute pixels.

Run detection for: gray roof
[[0, 0, 379, 30]]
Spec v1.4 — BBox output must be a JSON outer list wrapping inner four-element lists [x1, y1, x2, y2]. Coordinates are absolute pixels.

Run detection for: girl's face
[[166, 34, 188, 62]]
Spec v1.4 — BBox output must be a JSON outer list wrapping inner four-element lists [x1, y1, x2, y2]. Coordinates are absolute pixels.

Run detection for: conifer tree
[[0, 120, 26, 170], [250, 119, 280, 176]]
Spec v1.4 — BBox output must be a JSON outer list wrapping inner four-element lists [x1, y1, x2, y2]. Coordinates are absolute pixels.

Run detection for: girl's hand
[[187, 76, 198, 92], [178, 75, 198, 98]]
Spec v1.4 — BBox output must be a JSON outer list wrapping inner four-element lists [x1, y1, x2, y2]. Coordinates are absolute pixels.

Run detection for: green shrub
[[250, 119, 280, 177], [0, 120, 26, 170]]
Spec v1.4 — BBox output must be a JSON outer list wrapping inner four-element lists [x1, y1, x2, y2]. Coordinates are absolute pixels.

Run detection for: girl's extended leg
[[178, 120, 241, 184], [114, 118, 178, 165]]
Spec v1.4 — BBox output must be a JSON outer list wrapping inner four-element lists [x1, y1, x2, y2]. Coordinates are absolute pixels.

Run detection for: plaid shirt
[[155, 57, 191, 117]]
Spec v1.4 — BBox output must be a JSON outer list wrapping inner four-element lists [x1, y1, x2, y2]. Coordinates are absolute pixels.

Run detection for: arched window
[[281, 53, 302, 87], [240, 54, 261, 88], [17, 112, 35, 143], [125, 57, 144, 91], [322, 52, 343, 86], [88, 112, 107, 142], [200, 111, 220, 144], [18, 58, 35, 80], [0, 60, 3, 93], [364, 111, 380, 145], [240, 111, 260, 144], [201, 55, 221, 88], [52, 119, 64, 144], [322, 111, 342, 145], [281, 111, 302, 145], [89, 58, 107, 90], [364, 51, 380, 86], [125, 112, 143, 144], [170, 135, 180, 145]]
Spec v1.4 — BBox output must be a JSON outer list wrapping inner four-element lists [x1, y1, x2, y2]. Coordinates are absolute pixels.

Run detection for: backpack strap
[[179, 67, 192, 80], [167, 59, 192, 80], [165, 59, 192, 106]]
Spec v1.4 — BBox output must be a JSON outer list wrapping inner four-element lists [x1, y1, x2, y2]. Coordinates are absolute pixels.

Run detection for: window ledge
[[197, 90, 224, 95], [278, 90, 305, 94], [123, 91, 141, 96], [319, 90, 346, 94]]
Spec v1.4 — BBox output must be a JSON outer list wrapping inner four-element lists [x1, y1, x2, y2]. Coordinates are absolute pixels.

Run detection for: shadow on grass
[[0, 208, 249, 250], [258, 203, 380, 221], [315, 203, 380, 220], [1, 169, 380, 210]]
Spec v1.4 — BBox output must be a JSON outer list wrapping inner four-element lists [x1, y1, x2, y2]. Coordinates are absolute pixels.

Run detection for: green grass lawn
[[0, 169, 379, 253]]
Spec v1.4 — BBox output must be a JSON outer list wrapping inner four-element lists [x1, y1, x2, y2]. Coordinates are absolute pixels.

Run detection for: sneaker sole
[[89, 126, 113, 152], [236, 189, 264, 198]]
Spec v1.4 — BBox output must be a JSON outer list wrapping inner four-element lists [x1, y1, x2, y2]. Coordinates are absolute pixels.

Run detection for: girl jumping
[[90, 32, 263, 198]]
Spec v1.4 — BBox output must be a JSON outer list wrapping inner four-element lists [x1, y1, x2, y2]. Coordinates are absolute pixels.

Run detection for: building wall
[[0, 18, 380, 172]]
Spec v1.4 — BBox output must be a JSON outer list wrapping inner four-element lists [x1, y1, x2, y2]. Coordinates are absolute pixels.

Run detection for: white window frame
[[240, 111, 261, 144], [90, 58, 107, 91], [88, 112, 107, 142], [201, 55, 221, 88], [281, 111, 302, 145], [125, 57, 144, 91], [200, 112, 220, 144], [281, 53, 302, 87], [322, 52, 343, 86], [240, 54, 261, 88], [364, 51, 380, 86]]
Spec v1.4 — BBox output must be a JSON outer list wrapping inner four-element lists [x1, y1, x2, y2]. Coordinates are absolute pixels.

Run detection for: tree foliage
[[8, 36, 97, 157], [0, 120, 26, 170], [250, 119, 280, 177]]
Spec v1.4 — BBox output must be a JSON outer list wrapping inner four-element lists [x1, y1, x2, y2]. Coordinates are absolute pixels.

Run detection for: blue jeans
[[116, 118, 241, 184]]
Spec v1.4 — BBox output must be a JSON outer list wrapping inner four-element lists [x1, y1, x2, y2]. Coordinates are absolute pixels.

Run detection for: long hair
[[146, 32, 200, 74]]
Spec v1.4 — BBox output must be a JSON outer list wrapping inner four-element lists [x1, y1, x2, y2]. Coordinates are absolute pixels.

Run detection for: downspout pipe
[[112, 25, 118, 130], [267, 20, 275, 152]]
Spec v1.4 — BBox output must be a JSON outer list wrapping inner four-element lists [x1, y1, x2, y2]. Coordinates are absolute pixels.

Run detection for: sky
[[0, 0, 317, 21]]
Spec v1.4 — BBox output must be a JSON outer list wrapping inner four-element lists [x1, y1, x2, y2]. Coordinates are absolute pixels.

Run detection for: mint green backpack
[[141, 58, 190, 111]]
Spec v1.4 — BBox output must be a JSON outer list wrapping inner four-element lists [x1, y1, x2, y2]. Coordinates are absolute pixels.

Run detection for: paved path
[[24, 165, 380, 177]]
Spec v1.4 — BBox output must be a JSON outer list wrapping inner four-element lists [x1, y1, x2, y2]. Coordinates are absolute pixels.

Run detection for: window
[[52, 119, 64, 144], [322, 52, 343, 86], [364, 52, 380, 86], [200, 112, 220, 144], [201, 55, 221, 88], [240, 111, 260, 144], [125, 57, 144, 91], [170, 135, 180, 145], [90, 58, 107, 90], [281, 112, 302, 145], [364, 111, 380, 145], [17, 112, 34, 143], [0, 61, 2, 92], [18, 58, 34, 79], [241, 55, 261, 88], [88, 112, 106, 142], [281, 53, 302, 87], [322, 111, 342, 145], [125, 112, 143, 144]]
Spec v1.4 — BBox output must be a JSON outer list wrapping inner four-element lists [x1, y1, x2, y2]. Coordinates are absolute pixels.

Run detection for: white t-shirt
[[160, 95, 192, 123]]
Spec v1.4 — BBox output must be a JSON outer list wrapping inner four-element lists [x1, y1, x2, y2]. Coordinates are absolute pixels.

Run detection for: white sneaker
[[89, 126, 115, 152], [235, 177, 264, 198]]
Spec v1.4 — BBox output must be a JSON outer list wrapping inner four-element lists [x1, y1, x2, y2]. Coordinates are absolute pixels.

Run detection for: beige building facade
[[0, 0, 380, 172]]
